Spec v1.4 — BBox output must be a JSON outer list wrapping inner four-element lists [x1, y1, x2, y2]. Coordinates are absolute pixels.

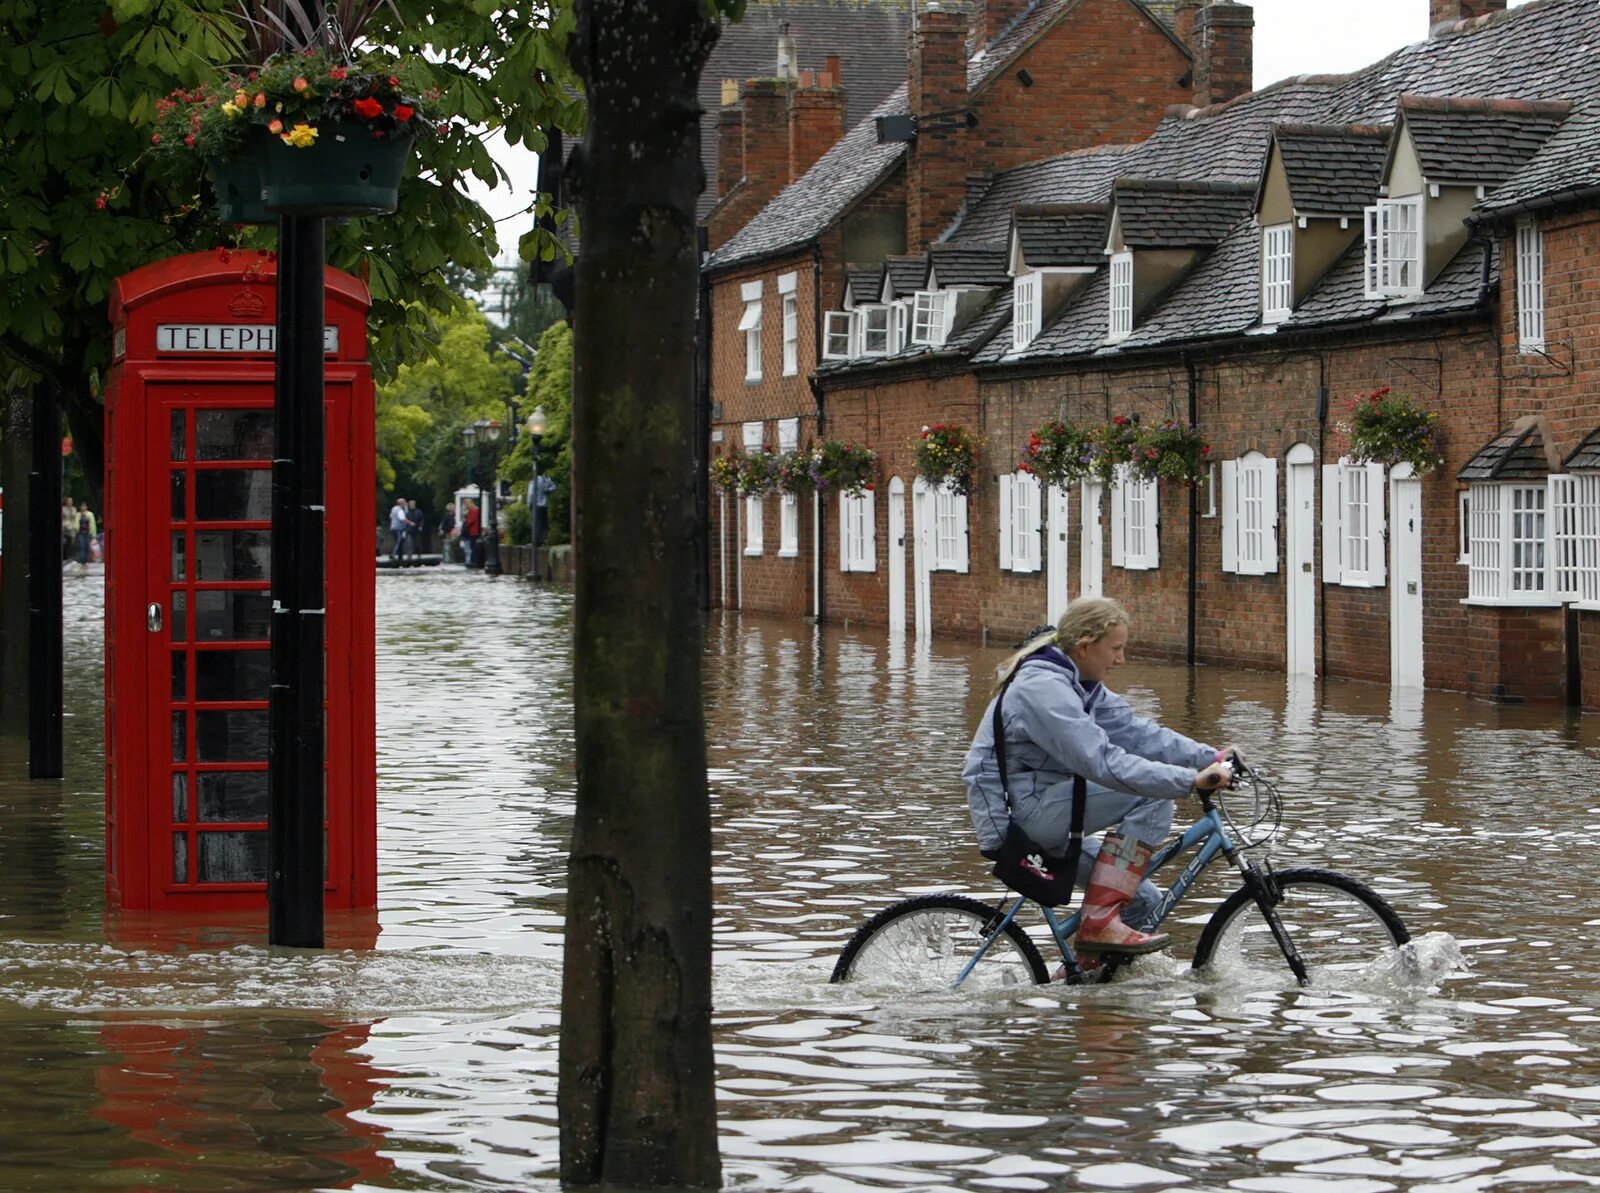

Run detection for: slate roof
[[1013, 204, 1109, 267], [1565, 427, 1600, 471], [1459, 420, 1552, 481], [883, 254, 928, 297], [1476, 100, 1600, 219], [1398, 95, 1571, 188], [1114, 180, 1256, 248], [1271, 124, 1391, 217], [928, 243, 1010, 288], [696, 1, 912, 220], [846, 267, 882, 304]]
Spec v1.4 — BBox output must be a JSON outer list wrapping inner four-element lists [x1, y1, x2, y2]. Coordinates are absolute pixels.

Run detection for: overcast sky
[[468, 0, 1534, 264]]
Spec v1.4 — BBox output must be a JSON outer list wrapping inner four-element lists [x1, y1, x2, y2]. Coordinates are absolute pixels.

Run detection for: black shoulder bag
[[988, 667, 1086, 907]]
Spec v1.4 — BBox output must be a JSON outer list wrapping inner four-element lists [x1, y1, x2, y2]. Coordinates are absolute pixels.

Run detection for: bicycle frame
[[952, 796, 1303, 989]]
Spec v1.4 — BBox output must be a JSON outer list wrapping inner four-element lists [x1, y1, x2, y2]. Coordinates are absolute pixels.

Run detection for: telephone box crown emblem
[[228, 289, 267, 319]]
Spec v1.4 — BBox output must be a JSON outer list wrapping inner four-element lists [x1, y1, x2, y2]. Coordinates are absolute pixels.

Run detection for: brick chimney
[[1193, 2, 1253, 108], [972, 0, 1031, 48], [1429, 0, 1506, 35], [789, 61, 847, 183], [908, 2, 971, 253], [740, 78, 791, 206], [1173, 0, 1203, 54], [716, 80, 743, 198]]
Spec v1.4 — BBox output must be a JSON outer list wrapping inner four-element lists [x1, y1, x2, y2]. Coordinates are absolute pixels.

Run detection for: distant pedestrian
[[388, 496, 409, 560], [439, 502, 457, 564], [462, 498, 481, 568], [405, 499, 425, 558], [75, 506, 97, 569], [529, 472, 557, 552], [61, 497, 77, 562]]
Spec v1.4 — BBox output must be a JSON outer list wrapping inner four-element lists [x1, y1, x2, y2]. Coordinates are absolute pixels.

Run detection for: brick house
[[794, 0, 1600, 707], [705, 0, 1204, 620]]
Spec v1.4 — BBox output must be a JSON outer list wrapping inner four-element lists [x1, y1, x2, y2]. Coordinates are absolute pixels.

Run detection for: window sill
[[744, 548, 763, 558], [778, 548, 799, 559], [1005, 565, 1041, 575], [744, 376, 763, 385], [1574, 602, 1600, 614], [1458, 596, 1561, 608]]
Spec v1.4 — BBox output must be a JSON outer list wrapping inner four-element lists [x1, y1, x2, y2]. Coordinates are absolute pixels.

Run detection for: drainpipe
[[1316, 352, 1329, 680], [1184, 353, 1198, 667], [811, 240, 826, 623]]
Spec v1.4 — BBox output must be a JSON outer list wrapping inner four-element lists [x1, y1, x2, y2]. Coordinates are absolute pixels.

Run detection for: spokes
[[1211, 881, 1401, 982], [846, 909, 1036, 991]]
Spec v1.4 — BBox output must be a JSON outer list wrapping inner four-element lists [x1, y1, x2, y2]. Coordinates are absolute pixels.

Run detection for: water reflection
[[0, 574, 1598, 1190]]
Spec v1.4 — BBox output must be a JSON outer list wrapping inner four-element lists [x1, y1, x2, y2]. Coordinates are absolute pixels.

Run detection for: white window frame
[[1321, 460, 1387, 588], [838, 489, 876, 572], [1013, 271, 1041, 351], [856, 304, 890, 357], [1108, 251, 1133, 342], [1566, 473, 1600, 609], [742, 421, 765, 556], [822, 310, 855, 360], [911, 290, 951, 347], [781, 293, 799, 375], [997, 471, 1042, 573], [778, 418, 800, 557], [1464, 479, 1560, 606], [1109, 469, 1158, 570], [889, 299, 913, 353], [1220, 452, 1279, 575], [1200, 461, 1219, 518], [1363, 197, 1423, 299], [930, 483, 970, 572], [1516, 218, 1545, 353], [1261, 223, 1294, 324]]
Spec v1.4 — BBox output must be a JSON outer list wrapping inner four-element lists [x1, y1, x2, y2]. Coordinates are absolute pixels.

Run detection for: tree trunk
[[559, 2, 722, 1187], [0, 384, 35, 740]]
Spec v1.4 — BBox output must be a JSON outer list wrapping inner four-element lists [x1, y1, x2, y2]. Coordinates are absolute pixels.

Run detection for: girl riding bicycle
[[962, 598, 1234, 957]]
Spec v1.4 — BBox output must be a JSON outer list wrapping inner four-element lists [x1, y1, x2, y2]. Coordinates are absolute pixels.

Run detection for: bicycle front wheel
[[1192, 868, 1410, 983], [831, 894, 1049, 990]]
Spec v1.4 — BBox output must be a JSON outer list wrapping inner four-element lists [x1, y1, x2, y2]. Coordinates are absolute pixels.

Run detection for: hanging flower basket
[[1129, 419, 1211, 484], [737, 448, 779, 496], [772, 448, 816, 496], [710, 451, 746, 491], [260, 122, 415, 215], [811, 441, 877, 496], [1020, 420, 1094, 487], [913, 423, 982, 495], [1087, 415, 1142, 484], [1341, 387, 1443, 475], [205, 140, 274, 225]]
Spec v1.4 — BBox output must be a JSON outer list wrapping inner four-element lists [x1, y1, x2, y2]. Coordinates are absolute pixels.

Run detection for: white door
[[1046, 483, 1071, 624], [912, 478, 932, 638], [1080, 480, 1103, 597], [1390, 463, 1424, 687], [888, 476, 906, 634], [1286, 444, 1316, 676]]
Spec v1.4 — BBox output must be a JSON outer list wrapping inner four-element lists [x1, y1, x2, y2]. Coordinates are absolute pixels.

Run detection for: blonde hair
[[991, 597, 1131, 693]]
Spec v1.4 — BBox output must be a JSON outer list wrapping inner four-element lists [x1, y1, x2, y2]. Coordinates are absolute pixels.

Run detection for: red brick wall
[[1459, 606, 1567, 702], [907, 6, 971, 253], [974, 0, 1193, 172], [1193, 0, 1253, 109], [789, 84, 846, 186], [1580, 610, 1600, 711]]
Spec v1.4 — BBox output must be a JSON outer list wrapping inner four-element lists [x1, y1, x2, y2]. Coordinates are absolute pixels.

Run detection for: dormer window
[[1108, 252, 1133, 342], [890, 300, 912, 353], [822, 310, 855, 360], [1363, 197, 1423, 299], [911, 291, 951, 347], [1013, 272, 1041, 350], [1261, 224, 1293, 324], [856, 305, 890, 356]]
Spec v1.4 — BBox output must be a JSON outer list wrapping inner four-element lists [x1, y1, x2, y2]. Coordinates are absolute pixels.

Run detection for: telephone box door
[[150, 384, 355, 901]]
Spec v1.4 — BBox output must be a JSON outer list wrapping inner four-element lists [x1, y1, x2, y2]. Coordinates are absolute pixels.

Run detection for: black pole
[[485, 466, 502, 576], [268, 214, 326, 949], [26, 380, 63, 780], [694, 225, 711, 613], [530, 434, 544, 582]]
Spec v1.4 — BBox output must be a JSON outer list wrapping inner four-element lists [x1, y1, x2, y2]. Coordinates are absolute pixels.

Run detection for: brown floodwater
[[2, 566, 1599, 1191]]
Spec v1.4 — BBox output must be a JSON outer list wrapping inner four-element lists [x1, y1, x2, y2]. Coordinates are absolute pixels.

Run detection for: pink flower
[[293, 76, 309, 91]]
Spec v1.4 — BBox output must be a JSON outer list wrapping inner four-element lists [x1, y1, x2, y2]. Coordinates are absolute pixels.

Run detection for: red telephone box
[[104, 250, 376, 912]]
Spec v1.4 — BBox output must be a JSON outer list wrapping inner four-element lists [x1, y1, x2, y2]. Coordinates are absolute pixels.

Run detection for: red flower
[[352, 96, 384, 119], [1113, 415, 1128, 426], [1145, 448, 1159, 460], [1201, 445, 1211, 455], [94, 196, 106, 210], [329, 67, 348, 81], [865, 483, 874, 491], [392, 103, 414, 122], [150, 133, 161, 144], [184, 134, 196, 146], [388, 75, 400, 86]]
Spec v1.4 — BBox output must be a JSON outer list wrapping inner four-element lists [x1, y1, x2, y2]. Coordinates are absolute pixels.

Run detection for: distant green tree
[[500, 319, 571, 544], [504, 267, 569, 347]]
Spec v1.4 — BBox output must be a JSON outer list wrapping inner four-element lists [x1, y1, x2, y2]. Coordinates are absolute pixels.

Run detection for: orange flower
[[293, 76, 309, 91]]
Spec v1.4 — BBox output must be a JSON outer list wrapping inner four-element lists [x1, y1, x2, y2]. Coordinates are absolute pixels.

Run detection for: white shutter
[[955, 492, 970, 573], [1366, 462, 1387, 586], [1322, 464, 1342, 584], [998, 474, 1014, 572], [838, 491, 851, 571], [1110, 478, 1125, 567], [1220, 459, 1238, 573], [1263, 456, 1280, 573], [1020, 473, 1042, 572], [1145, 478, 1160, 569], [862, 489, 877, 572]]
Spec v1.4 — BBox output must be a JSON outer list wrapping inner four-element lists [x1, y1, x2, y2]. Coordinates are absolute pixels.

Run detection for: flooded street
[[3, 566, 1600, 1191]]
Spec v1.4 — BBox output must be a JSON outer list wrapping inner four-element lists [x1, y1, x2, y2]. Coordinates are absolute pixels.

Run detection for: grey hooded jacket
[[961, 648, 1215, 854]]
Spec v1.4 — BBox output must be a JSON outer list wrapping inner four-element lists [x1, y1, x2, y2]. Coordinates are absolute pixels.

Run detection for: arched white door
[[911, 477, 932, 638], [1285, 443, 1316, 675], [1389, 462, 1424, 688], [888, 476, 906, 635]]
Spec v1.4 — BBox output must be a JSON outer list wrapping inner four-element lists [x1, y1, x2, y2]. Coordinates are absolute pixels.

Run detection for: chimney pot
[[826, 54, 842, 84]]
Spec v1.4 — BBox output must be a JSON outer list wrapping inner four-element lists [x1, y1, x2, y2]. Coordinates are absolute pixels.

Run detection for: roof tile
[[1114, 179, 1256, 248], [1013, 204, 1110, 267], [1398, 94, 1570, 187], [1459, 420, 1552, 480], [1272, 123, 1391, 216]]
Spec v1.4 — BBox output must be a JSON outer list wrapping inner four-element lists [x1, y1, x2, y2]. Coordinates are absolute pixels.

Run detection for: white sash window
[[1108, 252, 1133, 342], [1363, 197, 1423, 299], [856, 304, 890, 356], [1516, 218, 1545, 353], [739, 280, 763, 380], [838, 489, 876, 572], [778, 418, 800, 557], [1013, 272, 1041, 350], [822, 310, 855, 360], [1464, 480, 1565, 605], [911, 291, 951, 346], [1261, 224, 1293, 323], [1321, 461, 1387, 587]]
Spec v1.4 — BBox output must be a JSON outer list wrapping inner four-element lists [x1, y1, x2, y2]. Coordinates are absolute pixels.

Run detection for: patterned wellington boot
[[1075, 832, 1171, 956]]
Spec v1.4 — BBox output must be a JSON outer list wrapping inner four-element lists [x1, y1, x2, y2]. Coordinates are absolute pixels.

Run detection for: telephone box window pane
[[173, 833, 189, 884], [196, 650, 271, 703], [195, 531, 271, 581], [199, 772, 269, 822], [171, 533, 187, 581], [172, 772, 188, 822], [196, 469, 272, 522], [172, 712, 187, 761], [196, 410, 274, 461], [195, 710, 269, 762], [171, 591, 187, 642], [198, 831, 268, 883], [193, 590, 271, 641], [170, 472, 186, 521], [171, 651, 186, 700], [171, 410, 187, 461]]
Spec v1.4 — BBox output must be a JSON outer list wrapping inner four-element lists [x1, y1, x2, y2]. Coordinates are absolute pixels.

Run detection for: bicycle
[[831, 761, 1411, 990]]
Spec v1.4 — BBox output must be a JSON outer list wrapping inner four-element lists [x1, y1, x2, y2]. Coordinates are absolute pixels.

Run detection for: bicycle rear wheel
[[831, 894, 1049, 990], [1192, 868, 1409, 983]]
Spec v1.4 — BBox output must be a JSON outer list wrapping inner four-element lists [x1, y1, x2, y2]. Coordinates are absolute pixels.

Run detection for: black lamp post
[[482, 417, 504, 576], [462, 421, 482, 570], [526, 404, 549, 582]]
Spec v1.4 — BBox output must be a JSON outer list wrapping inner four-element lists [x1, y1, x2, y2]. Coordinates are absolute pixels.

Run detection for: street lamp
[[526, 404, 548, 582], [482, 417, 504, 576]]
